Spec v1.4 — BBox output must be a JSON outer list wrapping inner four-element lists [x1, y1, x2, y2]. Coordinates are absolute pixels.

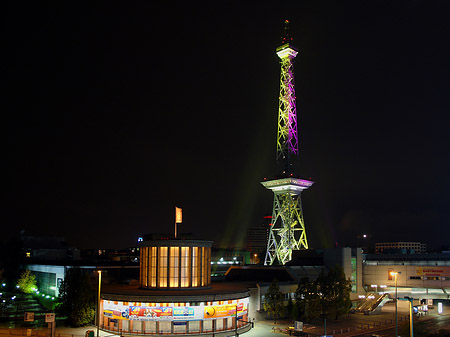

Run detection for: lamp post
[[399, 297, 414, 337], [390, 271, 399, 337], [97, 270, 102, 337]]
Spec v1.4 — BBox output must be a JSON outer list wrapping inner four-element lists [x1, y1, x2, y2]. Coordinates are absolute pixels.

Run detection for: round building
[[99, 240, 251, 336]]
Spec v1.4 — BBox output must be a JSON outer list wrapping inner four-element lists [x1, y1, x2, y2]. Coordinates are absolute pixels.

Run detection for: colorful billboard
[[103, 301, 129, 320], [203, 302, 246, 319], [173, 307, 196, 320], [416, 267, 450, 277], [129, 306, 173, 321], [102, 298, 248, 322]]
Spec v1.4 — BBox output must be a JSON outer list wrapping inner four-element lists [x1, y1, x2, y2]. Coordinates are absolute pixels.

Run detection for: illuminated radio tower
[[263, 20, 314, 266]]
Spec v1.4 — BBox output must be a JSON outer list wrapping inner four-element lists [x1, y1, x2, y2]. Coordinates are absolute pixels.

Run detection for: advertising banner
[[103, 301, 129, 320], [204, 302, 247, 319], [129, 306, 173, 321], [416, 267, 450, 277], [102, 298, 248, 322], [173, 307, 196, 320]]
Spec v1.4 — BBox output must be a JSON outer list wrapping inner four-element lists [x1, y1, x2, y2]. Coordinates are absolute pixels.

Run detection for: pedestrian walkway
[[0, 302, 441, 337]]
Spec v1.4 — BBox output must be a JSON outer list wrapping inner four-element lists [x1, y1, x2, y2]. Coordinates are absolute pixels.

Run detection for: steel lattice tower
[[263, 20, 314, 266]]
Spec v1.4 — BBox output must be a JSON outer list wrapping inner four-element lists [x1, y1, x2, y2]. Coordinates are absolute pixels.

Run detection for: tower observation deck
[[263, 20, 313, 266]]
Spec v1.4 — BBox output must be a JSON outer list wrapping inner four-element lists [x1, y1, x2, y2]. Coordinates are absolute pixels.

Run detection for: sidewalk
[[0, 303, 441, 337]]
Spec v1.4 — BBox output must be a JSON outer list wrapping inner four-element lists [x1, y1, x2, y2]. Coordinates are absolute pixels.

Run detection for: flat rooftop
[[101, 281, 251, 303]]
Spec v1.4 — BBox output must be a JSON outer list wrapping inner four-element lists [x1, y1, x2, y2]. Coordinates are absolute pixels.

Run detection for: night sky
[[3, 1, 450, 250]]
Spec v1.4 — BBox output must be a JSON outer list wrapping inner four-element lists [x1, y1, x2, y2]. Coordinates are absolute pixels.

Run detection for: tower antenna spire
[[281, 19, 293, 45], [263, 21, 313, 266]]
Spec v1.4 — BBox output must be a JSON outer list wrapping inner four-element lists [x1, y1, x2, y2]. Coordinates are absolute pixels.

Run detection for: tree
[[0, 237, 24, 288], [18, 270, 37, 294], [287, 297, 298, 323], [295, 276, 321, 322], [56, 268, 95, 326], [295, 266, 352, 322], [326, 265, 352, 320], [264, 278, 285, 324]]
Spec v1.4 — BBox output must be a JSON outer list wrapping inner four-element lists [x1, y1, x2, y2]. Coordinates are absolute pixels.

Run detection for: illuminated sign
[[103, 301, 129, 320], [204, 302, 246, 320], [129, 306, 173, 321], [416, 267, 450, 277], [173, 307, 195, 319], [102, 298, 248, 322]]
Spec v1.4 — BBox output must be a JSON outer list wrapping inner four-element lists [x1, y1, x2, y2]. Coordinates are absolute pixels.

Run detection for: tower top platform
[[276, 43, 298, 59], [261, 177, 314, 195]]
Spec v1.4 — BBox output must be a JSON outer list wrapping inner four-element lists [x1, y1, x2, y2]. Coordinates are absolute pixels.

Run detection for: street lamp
[[399, 297, 414, 337], [371, 284, 378, 294], [97, 270, 102, 337], [390, 271, 399, 337]]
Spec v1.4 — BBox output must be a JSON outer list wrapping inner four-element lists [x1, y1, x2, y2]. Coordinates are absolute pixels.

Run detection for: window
[[409, 276, 421, 280], [192, 247, 199, 287], [202, 247, 208, 286], [141, 247, 148, 287], [159, 247, 168, 287], [169, 247, 179, 287], [180, 247, 190, 287], [151, 247, 157, 287]]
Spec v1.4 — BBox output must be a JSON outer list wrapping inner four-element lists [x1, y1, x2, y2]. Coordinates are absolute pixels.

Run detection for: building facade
[[99, 239, 252, 336], [375, 242, 427, 254]]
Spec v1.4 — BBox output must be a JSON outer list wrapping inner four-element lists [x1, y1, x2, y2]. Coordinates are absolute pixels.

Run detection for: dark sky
[[3, 1, 450, 250]]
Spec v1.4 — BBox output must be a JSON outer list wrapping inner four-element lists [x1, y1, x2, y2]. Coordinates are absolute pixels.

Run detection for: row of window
[[409, 276, 448, 281], [140, 246, 211, 288]]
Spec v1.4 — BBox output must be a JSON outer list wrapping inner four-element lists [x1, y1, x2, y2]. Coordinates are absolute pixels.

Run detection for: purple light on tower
[[276, 20, 299, 174]]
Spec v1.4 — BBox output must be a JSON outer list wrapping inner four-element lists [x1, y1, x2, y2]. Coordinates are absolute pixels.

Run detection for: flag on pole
[[175, 207, 182, 224]]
